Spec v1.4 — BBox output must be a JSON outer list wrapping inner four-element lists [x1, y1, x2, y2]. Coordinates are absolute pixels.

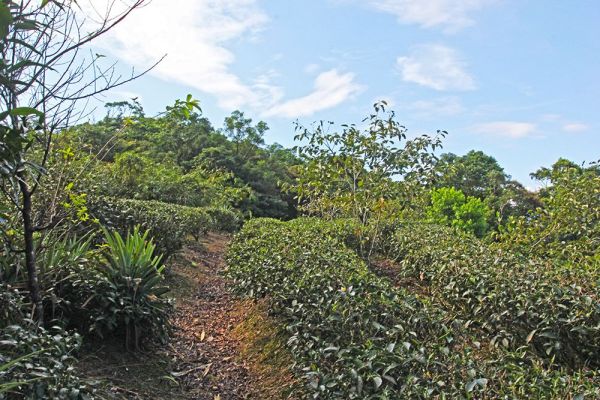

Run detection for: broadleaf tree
[[290, 101, 445, 258]]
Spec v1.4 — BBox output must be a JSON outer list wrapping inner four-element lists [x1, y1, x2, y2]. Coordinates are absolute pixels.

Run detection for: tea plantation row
[[226, 218, 599, 399]]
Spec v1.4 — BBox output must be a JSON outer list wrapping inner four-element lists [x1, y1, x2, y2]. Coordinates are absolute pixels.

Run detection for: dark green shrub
[[0, 325, 91, 399], [89, 197, 213, 257], [0, 285, 25, 329], [205, 206, 242, 233], [37, 235, 97, 324], [227, 218, 599, 399], [386, 223, 600, 369]]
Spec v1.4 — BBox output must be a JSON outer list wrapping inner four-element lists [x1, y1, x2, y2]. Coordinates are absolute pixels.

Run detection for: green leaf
[[0, 2, 13, 39], [372, 376, 382, 390], [9, 107, 45, 119]]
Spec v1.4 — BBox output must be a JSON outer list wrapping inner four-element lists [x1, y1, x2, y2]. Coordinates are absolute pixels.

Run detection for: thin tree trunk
[[17, 172, 44, 325]]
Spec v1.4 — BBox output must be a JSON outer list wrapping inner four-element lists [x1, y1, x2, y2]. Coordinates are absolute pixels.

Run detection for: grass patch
[[232, 299, 299, 399]]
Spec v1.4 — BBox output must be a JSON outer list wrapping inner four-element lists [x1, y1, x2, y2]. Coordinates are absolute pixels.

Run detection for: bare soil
[[78, 233, 294, 399]]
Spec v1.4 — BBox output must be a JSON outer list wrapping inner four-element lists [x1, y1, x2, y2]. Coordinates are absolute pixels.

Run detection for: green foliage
[[434, 151, 507, 199], [292, 102, 444, 220], [227, 218, 599, 398], [385, 223, 600, 368], [37, 234, 96, 323], [428, 187, 490, 237], [64, 101, 298, 219], [0, 285, 25, 329], [222, 110, 267, 156], [433, 151, 540, 228], [499, 159, 599, 265], [205, 206, 242, 233], [291, 102, 444, 257], [92, 226, 172, 349], [90, 197, 214, 257], [452, 196, 489, 237], [0, 325, 91, 399], [31, 228, 172, 349], [427, 187, 465, 225]]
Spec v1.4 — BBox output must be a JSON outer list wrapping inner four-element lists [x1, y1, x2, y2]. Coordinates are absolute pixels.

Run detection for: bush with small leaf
[[385, 223, 600, 369], [0, 325, 91, 399], [227, 218, 600, 398], [90, 197, 214, 257]]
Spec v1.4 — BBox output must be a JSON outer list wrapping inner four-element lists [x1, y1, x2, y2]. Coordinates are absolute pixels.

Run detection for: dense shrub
[[37, 235, 97, 324], [427, 187, 490, 237], [52, 228, 173, 348], [498, 160, 599, 265], [31, 228, 172, 349], [205, 206, 242, 233], [385, 223, 600, 369], [227, 218, 599, 398], [90, 197, 214, 257], [0, 285, 25, 329], [0, 325, 91, 399]]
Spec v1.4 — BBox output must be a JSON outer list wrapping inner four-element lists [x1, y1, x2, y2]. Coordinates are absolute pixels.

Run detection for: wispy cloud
[[472, 121, 538, 139], [81, 0, 281, 110], [365, 0, 494, 32], [81, 1, 364, 116], [396, 44, 476, 91], [402, 96, 464, 117], [562, 122, 589, 133], [263, 69, 364, 118]]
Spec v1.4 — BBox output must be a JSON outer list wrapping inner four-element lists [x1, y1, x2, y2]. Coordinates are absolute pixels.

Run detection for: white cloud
[[79, 0, 282, 110], [366, 0, 494, 32], [541, 113, 561, 122], [396, 44, 476, 91], [78, 1, 363, 116], [472, 121, 537, 138], [403, 96, 464, 117], [562, 122, 589, 133], [263, 69, 364, 118]]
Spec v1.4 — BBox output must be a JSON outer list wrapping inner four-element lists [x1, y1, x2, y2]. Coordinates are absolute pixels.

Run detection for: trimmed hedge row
[[226, 218, 599, 399], [385, 223, 600, 369], [90, 197, 241, 257]]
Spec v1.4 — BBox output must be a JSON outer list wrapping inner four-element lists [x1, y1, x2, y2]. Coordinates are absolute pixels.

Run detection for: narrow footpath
[[167, 233, 259, 399], [79, 233, 294, 399]]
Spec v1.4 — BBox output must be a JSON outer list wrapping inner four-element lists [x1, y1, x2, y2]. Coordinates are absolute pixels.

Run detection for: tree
[[434, 150, 539, 228], [500, 159, 600, 263], [427, 187, 490, 237], [222, 110, 267, 156], [291, 101, 445, 257], [434, 150, 507, 198], [0, 0, 153, 324]]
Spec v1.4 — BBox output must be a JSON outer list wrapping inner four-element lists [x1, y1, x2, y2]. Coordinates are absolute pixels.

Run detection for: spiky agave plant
[[99, 226, 172, 350]]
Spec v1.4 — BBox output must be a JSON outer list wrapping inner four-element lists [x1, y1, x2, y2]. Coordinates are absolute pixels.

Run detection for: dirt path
[[167, 233, 259, 399], [79, 233, 293, 399]]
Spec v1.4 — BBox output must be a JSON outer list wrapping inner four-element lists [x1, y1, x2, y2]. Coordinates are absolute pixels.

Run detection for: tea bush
[[227, 218, 599, 398], [90, 197, 214, 257], [385, 223, 600, 369], [205, 206, 242, 233], [0, 325, 91, 399]]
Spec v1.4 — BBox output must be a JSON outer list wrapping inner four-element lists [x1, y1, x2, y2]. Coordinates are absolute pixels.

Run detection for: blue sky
[[86, 0, 599, 187]]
